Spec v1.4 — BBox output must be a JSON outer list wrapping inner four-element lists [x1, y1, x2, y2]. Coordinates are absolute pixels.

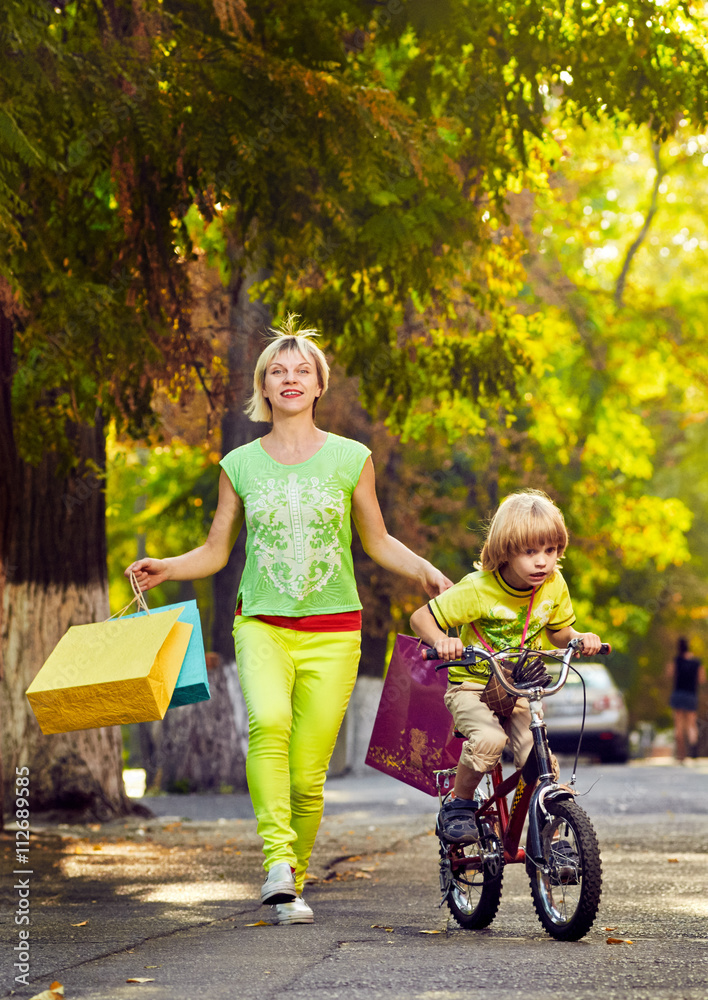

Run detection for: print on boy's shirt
[[247, 472, 347, 600], [477, 596, 558, 650]]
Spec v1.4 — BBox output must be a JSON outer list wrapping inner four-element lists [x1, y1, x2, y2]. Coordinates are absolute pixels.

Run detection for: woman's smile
[[263, 350, 322, 414]]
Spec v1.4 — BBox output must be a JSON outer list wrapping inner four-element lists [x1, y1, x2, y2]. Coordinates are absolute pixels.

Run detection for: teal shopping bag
[[122, 600, 210, 708]]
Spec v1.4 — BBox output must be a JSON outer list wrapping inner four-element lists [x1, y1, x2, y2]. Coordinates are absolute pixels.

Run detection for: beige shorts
[[444, 681, 534, 774]]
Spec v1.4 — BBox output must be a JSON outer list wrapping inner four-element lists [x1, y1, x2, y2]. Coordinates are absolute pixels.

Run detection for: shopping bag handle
[[109, 570, 151, 620]]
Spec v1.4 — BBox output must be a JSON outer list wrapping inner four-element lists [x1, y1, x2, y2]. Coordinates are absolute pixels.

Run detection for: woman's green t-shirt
[[219, 433, 371, 616]]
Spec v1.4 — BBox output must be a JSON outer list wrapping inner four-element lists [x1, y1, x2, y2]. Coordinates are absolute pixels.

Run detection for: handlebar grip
[[599, 643, 612, 655], [423, 647, 440, 661]]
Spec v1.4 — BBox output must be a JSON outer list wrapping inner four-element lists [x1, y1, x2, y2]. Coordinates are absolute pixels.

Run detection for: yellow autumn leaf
[[29, 984, 64, 1000], [606, 937, 633, 945], [126, 978, 156, 983], [245, 920, 272, 927], [71, 920, 89, 927]]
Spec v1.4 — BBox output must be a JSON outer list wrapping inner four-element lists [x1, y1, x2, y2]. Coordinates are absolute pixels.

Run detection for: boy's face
[[502, 544, 560, 590]]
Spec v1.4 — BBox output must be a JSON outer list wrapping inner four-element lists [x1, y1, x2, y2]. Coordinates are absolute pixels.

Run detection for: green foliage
[[5, 0, 708, 466], [106, 432, 218, 613]]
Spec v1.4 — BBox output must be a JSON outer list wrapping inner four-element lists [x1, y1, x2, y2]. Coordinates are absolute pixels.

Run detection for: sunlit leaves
[[606, 494, 692, 571], [106, 431, 217, 611], [583, 407, 655, 480]]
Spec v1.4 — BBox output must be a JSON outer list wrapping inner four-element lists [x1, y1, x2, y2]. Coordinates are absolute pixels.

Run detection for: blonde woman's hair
[[479, 489, 568, 572], [245, 314, 330, 423]]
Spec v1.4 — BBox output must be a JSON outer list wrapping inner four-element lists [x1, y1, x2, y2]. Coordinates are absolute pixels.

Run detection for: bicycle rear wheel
[[441, 838, 504, 930], [529, 799, 602, 941]]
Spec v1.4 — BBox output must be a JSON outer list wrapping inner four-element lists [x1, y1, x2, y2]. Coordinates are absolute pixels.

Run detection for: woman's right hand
[[125, 558, 171, 592]]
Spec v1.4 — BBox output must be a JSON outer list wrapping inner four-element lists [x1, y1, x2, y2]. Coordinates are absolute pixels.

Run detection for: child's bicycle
[[424, 637, 610, 941]]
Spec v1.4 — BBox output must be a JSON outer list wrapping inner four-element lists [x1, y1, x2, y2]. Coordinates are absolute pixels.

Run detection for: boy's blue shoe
[[436, 797, 479, 844]]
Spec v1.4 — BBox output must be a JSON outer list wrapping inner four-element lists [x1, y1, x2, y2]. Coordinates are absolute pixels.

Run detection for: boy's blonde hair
[[245, 314, 330, 423], [479, 489, 568, 572]]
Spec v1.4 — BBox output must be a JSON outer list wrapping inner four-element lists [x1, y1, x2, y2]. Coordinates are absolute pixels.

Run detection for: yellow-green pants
[[233, 615, 361, 893]]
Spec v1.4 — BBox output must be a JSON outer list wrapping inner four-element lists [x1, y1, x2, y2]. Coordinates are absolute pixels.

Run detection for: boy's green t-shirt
[[219, 433, 371, 617], [428, 568, 576, 683]]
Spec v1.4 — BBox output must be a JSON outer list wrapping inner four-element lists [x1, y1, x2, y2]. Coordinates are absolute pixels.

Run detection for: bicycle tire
[[529, 799, 602, 941], [442, 840, 504, 930]]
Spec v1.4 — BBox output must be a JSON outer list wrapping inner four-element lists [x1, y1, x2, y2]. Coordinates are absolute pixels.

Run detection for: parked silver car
[[544, 662, 630, 763]]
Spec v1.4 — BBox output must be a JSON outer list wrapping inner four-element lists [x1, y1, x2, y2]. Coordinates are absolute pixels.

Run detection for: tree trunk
[[208, 265, 271, 787], [0, 307, 131, 820], [212, 265, 271, 663]]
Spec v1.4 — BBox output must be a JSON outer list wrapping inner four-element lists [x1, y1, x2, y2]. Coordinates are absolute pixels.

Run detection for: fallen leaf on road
[[604, 927, 616, 932], [667, 858, 679, 863], [245, 920, 271, 927], [354, 871, 372, 879], [419, 930, 442, 934], [371, 924, 394, 932], [145, 966, 161, 969], [606, 937, 633, 945], [126, 978, 155, 983], [29, 983, 64, 1000], [71, 920, 88, 927]]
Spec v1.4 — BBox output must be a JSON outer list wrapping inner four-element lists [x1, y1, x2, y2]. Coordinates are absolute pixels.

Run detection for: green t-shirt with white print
[[220, 433, 371, 616]]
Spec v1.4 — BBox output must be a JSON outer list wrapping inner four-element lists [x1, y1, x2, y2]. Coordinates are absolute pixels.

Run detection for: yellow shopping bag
[[26, 607, 192, 735]]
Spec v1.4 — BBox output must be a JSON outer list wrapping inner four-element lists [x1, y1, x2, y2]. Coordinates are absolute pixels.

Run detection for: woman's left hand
[[420, 563, 454, 598]]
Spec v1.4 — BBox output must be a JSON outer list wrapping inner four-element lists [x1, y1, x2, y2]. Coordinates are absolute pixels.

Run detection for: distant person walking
[[126, 316, 452, 924], [667, 637, 704, 761]]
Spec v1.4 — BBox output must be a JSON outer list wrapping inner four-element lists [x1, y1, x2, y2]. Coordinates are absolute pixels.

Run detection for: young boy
[[410, 489, 602, 842]]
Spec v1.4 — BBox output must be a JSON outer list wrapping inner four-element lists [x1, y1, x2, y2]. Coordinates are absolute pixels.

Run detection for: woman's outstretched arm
[[125, 471, 244, 591], [351, 457, 452, 598]]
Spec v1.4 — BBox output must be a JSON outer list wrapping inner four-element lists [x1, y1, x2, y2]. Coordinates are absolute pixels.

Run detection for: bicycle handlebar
[[422, 638, 611, 698]]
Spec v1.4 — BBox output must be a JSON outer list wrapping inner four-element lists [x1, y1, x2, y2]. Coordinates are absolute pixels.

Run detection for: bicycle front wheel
[[529, 799, 602, 941]]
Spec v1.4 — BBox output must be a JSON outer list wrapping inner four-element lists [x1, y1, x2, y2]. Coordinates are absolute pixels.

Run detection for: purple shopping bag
[[365, 634, 461, 796]]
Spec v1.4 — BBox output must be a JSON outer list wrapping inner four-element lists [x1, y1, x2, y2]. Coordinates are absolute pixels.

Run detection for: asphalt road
[[2, 758, 707, 1000]]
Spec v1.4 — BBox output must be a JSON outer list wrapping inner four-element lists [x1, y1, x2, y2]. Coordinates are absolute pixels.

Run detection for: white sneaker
[[260, 862, 296, 904], [274, 896, 314, 924]]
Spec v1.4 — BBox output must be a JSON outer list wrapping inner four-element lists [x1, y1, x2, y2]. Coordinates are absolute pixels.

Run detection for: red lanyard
[[470, 588, 536, 654]]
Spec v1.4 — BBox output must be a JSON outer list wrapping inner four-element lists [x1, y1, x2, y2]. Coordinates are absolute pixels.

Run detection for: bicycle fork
[[525, 696, 575, 867]]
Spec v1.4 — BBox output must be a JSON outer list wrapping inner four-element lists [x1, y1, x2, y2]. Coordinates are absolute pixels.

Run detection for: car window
[[551, 665, 617, 691]]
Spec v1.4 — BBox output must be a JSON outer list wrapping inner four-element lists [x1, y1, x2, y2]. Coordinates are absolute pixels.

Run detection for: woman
[[667, 636, 704, 762], [126, 316, 451, 924]]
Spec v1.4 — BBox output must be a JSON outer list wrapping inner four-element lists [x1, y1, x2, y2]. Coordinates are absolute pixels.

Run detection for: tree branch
[[614, 137, 665, 309]]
